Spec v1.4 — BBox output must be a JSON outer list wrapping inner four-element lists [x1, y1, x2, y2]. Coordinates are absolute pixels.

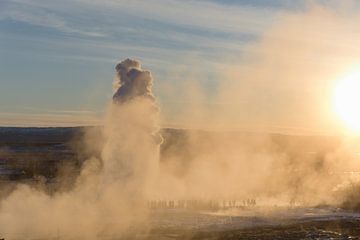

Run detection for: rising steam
[[2, 3, 360, 239], [0, 59, 161, 239]]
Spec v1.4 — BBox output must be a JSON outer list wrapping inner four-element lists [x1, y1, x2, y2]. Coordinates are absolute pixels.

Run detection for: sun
[[334, 71, 360, 132]]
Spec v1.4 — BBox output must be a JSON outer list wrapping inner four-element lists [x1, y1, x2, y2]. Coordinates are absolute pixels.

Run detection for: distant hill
[[0, 126, 341, 153]]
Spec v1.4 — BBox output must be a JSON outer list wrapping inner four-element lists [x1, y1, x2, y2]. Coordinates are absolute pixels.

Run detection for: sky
[[1, 0, 360, 134]]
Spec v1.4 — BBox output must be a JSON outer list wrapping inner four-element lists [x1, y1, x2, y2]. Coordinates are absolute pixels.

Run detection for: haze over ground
[[4, 1, 360, 239]]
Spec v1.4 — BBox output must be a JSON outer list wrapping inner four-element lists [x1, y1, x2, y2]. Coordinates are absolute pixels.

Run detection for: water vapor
[[2, 2, 360, 239], [0, 59, 161, 239]]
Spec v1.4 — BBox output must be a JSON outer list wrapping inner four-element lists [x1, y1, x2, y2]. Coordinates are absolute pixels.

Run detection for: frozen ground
[[7, 208, 360, 240], [143, 207, 360, 239]]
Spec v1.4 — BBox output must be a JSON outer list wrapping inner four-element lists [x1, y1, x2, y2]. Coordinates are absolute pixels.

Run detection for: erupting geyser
[[113, 59, 156, 103], [0, 58, 162, 239], [102, 58, 162, 198]]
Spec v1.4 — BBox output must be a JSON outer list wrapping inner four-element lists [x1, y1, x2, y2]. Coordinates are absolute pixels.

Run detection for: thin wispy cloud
[[1, 0, 270, 71], [0, 1, 106, 37], [3, 0, 277, 35]]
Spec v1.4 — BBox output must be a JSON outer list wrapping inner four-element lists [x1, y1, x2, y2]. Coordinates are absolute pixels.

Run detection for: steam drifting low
[[1, 52, 360, 239]]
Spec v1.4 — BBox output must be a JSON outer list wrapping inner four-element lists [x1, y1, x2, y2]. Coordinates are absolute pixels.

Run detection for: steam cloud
[[113, 59, 155, 103], [0, 59, 161, 239], [2, 3, 360, 239]]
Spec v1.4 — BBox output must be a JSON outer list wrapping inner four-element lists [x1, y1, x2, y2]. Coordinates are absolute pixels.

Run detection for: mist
[[154, 1, 360, 210], [164, 3, 360, 135], [2, 2, 360, 239], [0, 59, 161, 239], [154, 2, 360, 203]]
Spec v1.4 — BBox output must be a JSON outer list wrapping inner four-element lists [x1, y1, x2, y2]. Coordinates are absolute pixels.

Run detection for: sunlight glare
[[334, 71, 360, 132]]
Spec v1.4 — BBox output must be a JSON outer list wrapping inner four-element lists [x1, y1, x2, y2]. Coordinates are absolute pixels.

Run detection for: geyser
[[0, 58, 162, 239], [102, 58, 162, 198]]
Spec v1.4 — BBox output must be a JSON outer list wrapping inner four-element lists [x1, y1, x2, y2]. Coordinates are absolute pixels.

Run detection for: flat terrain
[[144, 208, 360, 239], [0, 127, 359, 239], [148, 219, 360, 240]]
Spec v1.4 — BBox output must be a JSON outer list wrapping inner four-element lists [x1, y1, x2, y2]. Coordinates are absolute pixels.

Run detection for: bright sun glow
[[334, 71, 360, 132]]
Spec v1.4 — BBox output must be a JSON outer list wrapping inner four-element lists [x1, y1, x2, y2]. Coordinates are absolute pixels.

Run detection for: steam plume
[[0, 58, 161, 239], [113, 59, 155, 103], [102, 58, 161, 196]]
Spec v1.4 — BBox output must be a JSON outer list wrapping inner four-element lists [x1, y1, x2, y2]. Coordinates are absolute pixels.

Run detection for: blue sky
[[1, 0, 357, 133]]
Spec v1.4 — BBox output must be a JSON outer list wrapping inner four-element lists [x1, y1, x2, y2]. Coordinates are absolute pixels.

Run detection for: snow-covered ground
[[149, 206, 360, 232]]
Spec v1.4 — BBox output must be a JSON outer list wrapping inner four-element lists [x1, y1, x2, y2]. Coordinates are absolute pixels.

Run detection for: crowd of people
[[148, 199, 257, 210]]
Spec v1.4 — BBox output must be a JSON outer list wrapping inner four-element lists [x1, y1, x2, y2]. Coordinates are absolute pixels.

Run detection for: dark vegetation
[[0, 127, 82, 181]]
